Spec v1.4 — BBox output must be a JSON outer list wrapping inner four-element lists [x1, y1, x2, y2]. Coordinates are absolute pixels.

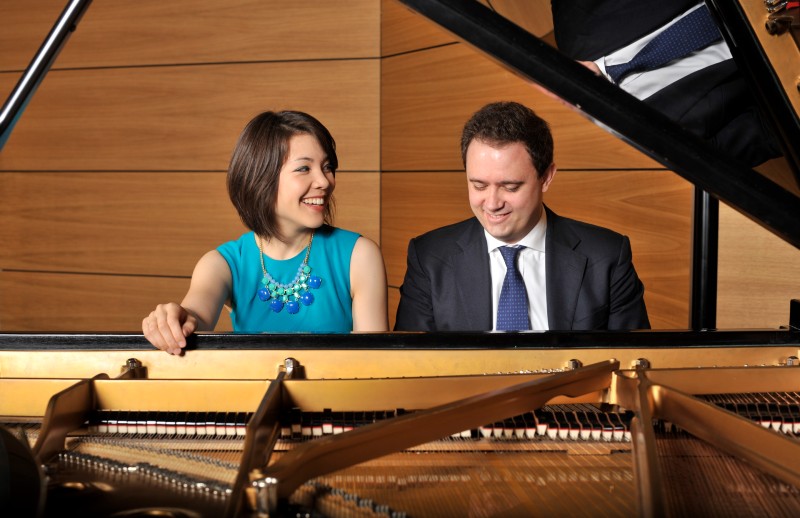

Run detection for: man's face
[[466, 139, 555, 244]]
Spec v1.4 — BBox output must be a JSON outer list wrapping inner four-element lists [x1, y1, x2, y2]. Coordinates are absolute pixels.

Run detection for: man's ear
[[541, 163, 557, 192]]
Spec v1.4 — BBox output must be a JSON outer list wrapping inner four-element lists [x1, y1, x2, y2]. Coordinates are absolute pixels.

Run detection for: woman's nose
[[312, 168, 332, 189]]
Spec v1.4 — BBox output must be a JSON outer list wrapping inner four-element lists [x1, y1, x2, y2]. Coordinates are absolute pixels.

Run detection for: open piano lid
[[397, 0, 800, 250]]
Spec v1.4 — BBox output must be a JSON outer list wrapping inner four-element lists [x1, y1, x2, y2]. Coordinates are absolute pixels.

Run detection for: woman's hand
[[142, 303, 198, 355], [142, 250, 232, 355]]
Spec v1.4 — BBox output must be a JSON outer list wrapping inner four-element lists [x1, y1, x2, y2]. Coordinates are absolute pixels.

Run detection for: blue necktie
[[496, 246, 531, 331], [606, 5, 722, 84]]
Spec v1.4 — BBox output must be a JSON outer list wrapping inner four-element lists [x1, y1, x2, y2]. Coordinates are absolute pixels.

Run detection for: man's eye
[[471, 184, 486, 191], [505, 186, 520, 192]]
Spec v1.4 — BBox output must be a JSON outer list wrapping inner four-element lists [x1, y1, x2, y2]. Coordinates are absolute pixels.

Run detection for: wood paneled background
[[1, 0, 797, 332]]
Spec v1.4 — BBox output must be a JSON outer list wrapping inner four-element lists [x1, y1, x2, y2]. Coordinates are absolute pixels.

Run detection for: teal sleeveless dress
[[216, 225, 359, 333]]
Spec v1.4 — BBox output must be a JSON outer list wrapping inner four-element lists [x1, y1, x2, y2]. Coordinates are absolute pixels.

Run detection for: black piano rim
[[0, 329, 797, 350]]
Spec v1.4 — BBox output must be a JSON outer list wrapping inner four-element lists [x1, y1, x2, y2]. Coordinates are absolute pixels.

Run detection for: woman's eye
[[295, 166, 310, 173]]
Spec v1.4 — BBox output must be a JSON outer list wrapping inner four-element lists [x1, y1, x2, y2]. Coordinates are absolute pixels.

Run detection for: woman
[[143, 111, 388, 354]]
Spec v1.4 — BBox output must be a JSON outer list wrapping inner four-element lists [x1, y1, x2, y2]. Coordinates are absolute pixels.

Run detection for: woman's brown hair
[[227, 110, 337, 240]]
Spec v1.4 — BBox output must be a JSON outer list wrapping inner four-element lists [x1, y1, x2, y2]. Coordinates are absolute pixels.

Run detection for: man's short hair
[[460, 101, 554, 177]]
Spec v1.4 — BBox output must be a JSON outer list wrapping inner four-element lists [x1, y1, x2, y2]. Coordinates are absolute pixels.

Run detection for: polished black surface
[[690, 190, 719, 330], [0, 326, 797, 351], [707, 0, 800, 184]]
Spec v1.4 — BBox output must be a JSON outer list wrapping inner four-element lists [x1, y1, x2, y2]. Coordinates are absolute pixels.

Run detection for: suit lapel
[[453, 219, 493, 330], [545, 209, 587, 330]]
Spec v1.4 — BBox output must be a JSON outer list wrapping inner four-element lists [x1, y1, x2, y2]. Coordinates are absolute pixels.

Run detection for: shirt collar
[[484, 209, 547, 253]]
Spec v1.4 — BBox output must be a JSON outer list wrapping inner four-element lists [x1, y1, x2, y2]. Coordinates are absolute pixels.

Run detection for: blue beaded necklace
[[256, 232, 322, 314]]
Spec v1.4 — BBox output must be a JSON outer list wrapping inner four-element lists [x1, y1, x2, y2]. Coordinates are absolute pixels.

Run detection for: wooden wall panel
[[0, 0, 379, 70], [0, 1, 63, 71], [0, 271, 235, 332], [489, 0, 554, 38], [382, 171, 692, 329], [1, 1, 381, 333], [381, 43, 660, 171], [381, 0, 554, 58], [333, 172, 381, 243], [0, 172, 241, 276], [546, 171, 693, 330], [381, 0, 456, 56], [0, 171, 379, 276], [0, 61, 379, 172], [717, 204, 800, 329]]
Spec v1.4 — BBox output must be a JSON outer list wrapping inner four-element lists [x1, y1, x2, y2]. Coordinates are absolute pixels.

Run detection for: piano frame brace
[[250, 359, 619, 515]]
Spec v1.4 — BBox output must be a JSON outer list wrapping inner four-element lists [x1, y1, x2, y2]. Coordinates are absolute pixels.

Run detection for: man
[[394, 101, 650, 332]]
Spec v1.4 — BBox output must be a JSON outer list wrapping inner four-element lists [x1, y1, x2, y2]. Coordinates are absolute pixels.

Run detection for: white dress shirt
[[593, 3, 732, 100], [486, 210, 548, 331]]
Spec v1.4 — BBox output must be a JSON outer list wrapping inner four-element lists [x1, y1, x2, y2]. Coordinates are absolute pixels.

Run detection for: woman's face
[[274, 133, 335, 237]]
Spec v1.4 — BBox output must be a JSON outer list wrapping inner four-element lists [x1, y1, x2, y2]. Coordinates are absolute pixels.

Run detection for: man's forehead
[[466, 139, 535, 164], [467, 138, 521, 152]]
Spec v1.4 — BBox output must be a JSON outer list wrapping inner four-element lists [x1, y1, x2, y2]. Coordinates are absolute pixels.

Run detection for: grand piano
[[1, 1, 800, 517]]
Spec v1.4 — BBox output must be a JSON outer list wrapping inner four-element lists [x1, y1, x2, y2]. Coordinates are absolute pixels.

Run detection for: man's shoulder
[[549, 211, 628, 252]]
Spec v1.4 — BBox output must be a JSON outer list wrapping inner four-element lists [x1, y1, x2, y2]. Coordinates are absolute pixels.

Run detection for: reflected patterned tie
[[496, 246, 531, 331], [605, 5, 722, 84]]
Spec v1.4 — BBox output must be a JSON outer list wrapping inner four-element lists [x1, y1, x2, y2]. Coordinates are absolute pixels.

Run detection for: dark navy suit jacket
[[394, 208, 650, 331]]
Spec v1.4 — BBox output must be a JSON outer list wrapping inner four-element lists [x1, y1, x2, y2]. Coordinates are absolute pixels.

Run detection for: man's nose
[[485, 188, 504, 209]]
